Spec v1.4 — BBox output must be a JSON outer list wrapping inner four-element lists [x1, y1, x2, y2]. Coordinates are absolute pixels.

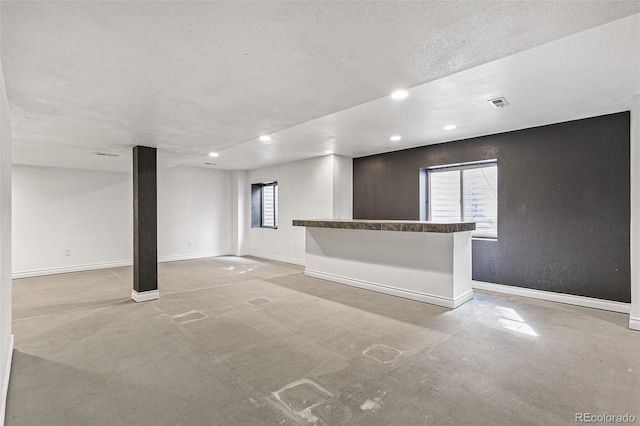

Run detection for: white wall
[[630, 93, 640, 331], [231, 170, 248, 256], [12, 165, 233, 277], [157, 166, 232, 261], [246, 155, 352, 265], [333, 155, 353, 220], [0, 57, 13, 425], [11, 153, 349, 275], [12, 166, 133, 277]]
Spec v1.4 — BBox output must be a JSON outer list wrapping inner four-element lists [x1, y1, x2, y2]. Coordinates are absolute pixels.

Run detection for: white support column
[[630, 94, 640, 331]]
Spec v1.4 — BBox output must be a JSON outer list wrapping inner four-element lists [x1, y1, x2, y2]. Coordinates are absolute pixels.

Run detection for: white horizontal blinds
[[262, 184, 277, 227], [428, 161, 498, 238], [462, 165, 497, 238], [430, 169, 461, 222]]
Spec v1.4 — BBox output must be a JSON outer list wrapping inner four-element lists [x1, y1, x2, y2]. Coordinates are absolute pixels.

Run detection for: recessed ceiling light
[[390, 135, 402, 141], [444, 124, 456, 130], [391, 90, 408, 100], [259, 135, 271, 142], [208, 152, 219, 157], [324, 150, 333, 154]]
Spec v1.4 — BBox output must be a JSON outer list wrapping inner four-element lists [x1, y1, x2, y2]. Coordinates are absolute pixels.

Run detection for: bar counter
[[293, 219, 476, 309]]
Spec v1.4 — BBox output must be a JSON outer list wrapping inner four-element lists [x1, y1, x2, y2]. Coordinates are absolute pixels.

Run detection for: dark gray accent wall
[[353, 112, 631, 302], [133, 145, 158, 294]]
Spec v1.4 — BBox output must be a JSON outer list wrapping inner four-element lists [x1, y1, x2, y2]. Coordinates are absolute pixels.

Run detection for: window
[[261, 182, 278, 228], [251, 181, 278, 229], [427, 161, 497, 238]]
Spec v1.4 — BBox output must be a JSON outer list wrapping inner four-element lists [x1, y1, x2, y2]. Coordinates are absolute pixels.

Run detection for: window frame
[[251, 181, 278, 230], [425, 160, 498, 240], [260, 182, 278, 229]]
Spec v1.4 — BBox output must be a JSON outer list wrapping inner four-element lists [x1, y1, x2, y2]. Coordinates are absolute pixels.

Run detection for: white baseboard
[[12, 260, 132, 279], [12, 252, 232, 279], [131, 289, 159, 303], [472, 280, 630, 314], [452, 290, 474, 308], [1, 334, 14, 426], [247, 251, 305, 266], [630, 316, 640, 331], [306, 269, 471, 309], [158, 251, 230, 263]]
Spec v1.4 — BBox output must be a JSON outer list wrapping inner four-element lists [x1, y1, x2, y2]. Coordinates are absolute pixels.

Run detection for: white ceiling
[[1, 1, 639, 172]]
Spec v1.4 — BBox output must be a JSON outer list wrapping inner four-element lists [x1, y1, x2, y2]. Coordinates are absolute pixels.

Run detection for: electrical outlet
[[65, 249, 71, 256], [294, 244, 298, 252], [188, 241, 192, 247]]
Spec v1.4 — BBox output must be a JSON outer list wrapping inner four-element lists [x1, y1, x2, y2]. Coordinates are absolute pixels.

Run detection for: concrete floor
[[6, 256, 640, 425]]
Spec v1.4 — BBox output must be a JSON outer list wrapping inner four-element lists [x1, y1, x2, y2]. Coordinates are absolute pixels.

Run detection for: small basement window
[[251, 181, 278, 229], [425, 160, 497, 239]]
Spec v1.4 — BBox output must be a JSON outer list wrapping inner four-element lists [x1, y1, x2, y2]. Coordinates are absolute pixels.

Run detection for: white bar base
[[303, 227, 473, 310], [630, 317, 640, 331], [306, 269, 472, 308], [131, 289, 159, 303]]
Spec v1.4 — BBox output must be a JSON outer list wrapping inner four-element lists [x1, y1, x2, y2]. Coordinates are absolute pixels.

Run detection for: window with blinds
[[428, 161, 497, 238], [261, 183, 278, 228]]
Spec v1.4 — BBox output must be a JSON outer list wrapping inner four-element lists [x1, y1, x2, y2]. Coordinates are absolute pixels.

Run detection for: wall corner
[[0, 56, 14, 420], [231, 170, 249, 256], [630, 94, 640, 331], [331, 155, 353, 220]]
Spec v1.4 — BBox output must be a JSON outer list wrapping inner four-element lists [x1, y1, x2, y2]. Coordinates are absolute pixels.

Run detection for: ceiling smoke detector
[[94, 152, 119, 157], [488, 97, 509, 108]]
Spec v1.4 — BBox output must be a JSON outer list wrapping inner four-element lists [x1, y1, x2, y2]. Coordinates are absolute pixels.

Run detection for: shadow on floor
[[264, 272, 451, 328]]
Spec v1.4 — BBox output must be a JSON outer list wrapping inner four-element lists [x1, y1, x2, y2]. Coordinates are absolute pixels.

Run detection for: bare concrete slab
[[275, 379, 332, 412], [247, 297, 272, 306], [7, 256, 640, 425], [172, 310, 207, 324], [363, 344, 401, 363]]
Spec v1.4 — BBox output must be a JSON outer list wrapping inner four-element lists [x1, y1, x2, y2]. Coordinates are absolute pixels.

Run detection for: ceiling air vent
[[204, 162, 217, 166], [488, 97, 509, 108], [94, 152, 119, 157]]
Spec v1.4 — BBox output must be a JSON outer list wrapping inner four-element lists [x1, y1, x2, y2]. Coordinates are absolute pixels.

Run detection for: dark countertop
[[292, 219, 475, 233]]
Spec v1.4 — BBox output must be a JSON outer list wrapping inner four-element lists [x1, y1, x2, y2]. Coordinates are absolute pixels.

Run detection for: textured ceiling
[[205, 13, 640, 170], [1, 1, 639, 172]]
